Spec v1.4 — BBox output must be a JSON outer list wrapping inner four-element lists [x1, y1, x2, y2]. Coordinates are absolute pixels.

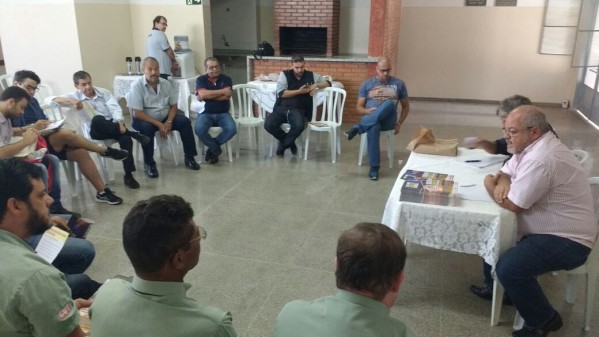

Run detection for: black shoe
[[290, 143, 298, 156], [207, 153, 219, 164], [276, 143, 285, 157], [469, 284, 513, 305], [512, 312, 563, 337], [345, 126, 359, 141], [103, 147, 129, 161], [124, 175, 140, 189], [129, 131, 151, 146], [95, 188, 123, 205], [50, 205, 81, 219], [205, 148, 213, 163], [144, 163, 159, 178], [184, 156, 200, 170]]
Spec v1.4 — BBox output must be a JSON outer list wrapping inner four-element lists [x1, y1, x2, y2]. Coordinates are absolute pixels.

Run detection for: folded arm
[[484, 172, 523, 213]]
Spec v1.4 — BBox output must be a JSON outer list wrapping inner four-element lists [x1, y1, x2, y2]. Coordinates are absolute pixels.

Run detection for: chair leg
[[358, 134, 367, 166], [330, 130, 336, 163], [387, 132, 394, 169], [584, 271, 596, 331], [62, 161, 78, 197], [303, 129, 310, 161], [491, 280, 504, 326], [565, 274, 577, 304], [513, 311, 524, 330]]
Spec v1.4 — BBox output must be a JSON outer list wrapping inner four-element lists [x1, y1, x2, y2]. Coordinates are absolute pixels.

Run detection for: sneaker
[[129, 131, 151, 146], [290, 143, 298, 156], [103, 147, 129, 161], [368, 167, 379, 181], [124, 174, 140, 189], [50, 205, 81, 219], [344, 126, 359, 141], [95, 188, 123, 205]]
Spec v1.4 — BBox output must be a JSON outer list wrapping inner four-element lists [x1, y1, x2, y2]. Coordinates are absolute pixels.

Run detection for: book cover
[[400, 178, 456, 206], [401, 169, 454, 182]]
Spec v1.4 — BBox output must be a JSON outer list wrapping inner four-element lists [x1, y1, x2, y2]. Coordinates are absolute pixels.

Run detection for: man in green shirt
[[90, 194, 237, 337], [272, 222, 417, 337], [0, 158, 90, 337]]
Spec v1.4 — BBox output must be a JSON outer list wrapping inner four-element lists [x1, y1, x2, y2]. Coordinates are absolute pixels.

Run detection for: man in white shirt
[[52, 71, 150, 189], [483, 105, 597, 337], [146, 15, 178, 79]]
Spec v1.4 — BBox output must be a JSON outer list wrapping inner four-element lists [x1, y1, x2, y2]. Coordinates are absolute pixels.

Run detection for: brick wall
[[274, 0, 340, 57], [251, 58, 377, 123]]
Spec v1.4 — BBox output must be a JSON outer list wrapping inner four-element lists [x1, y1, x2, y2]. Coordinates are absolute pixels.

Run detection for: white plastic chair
[[304, 87, 346, 163], [34, 83, 54, 103], [572, 149, 590, 165], [358, 130, 394, 168], [230, 84, 265, 157], [41, 103, 81, 197], [509, 177, 599, 331], [189, 94, 233, 163]]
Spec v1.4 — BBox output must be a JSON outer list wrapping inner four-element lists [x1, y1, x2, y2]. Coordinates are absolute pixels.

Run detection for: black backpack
[[253, 41, 275, 60]]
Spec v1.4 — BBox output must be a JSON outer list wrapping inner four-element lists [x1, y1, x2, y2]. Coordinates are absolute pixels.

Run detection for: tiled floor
[[63, 100, 599, 337]]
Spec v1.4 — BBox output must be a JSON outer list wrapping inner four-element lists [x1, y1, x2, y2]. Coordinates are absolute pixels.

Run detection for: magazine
[[400, 170, 456, 206]]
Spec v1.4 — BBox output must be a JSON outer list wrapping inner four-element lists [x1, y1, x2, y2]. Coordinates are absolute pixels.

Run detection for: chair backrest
[[34, 83, 55, 103], [572, 149, 590, 165], [230, 83, 263, 120], [189, 94, 205, 115], [40, 103, 64, 122], [311, 87, 347, 125], [0, 73, 13, 92], [586, 177, 599, 264]]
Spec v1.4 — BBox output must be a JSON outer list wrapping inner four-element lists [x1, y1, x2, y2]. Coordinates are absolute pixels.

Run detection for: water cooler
[[174, 35, 195, 78]]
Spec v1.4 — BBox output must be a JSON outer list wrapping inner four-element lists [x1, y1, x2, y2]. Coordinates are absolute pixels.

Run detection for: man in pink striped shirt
[[483, 105, 597, 337]]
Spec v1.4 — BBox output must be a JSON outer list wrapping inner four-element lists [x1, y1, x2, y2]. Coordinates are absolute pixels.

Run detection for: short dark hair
[[204, 57, 219, 68], [73, 71, 91, 85], [0, 86, 31, 103], [0, 159, 44, 223], [497, 95, 532, 117], [122, 194, 195, 274], [13, 70, 41, 85], [336, 223, 407, 300], [153, 15, 166, 28], [291, 55, 305, 63], [143, 56, 159, 69]]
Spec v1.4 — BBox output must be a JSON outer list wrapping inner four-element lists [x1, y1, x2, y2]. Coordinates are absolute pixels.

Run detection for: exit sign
[[187, 0, 201, 5]]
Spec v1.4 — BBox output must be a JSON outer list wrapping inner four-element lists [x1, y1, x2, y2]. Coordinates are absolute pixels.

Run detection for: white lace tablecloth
[[382, 148, 517, 270], [247, 80, 344, 113], [113, 75, 197, 116]]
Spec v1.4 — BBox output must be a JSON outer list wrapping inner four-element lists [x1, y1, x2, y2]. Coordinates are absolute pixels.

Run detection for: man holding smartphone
[[264, 56, 331, 157]]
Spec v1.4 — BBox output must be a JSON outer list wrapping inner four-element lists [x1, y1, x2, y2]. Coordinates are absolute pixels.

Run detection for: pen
[[461, 184, 476, 187], [465, 160, 481, 163]]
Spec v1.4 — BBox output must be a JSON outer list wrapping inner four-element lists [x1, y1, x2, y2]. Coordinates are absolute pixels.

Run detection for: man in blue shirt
[[195, 57, 237, 164], [345, 57, 410, 180]]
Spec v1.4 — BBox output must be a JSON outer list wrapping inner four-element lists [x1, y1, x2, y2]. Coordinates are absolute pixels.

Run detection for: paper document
[[35, 226, 69, 263], [43, 119, 65, 131]]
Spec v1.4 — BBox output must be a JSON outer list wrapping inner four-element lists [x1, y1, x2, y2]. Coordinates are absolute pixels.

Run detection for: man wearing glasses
[[264, 55, 331, 157], [483, 106, 597, 337], [345, 56, 410, 181], [89, 194, 238, 337], [146, 15, 179, 79]]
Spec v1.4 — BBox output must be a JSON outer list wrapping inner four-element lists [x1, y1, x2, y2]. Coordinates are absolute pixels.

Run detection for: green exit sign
[[187, 0, 201, 5]]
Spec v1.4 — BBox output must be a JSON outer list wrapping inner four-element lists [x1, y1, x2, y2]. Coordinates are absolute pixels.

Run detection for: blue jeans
[[264, 107, 305, 149], [27, 233, 99, 299], [356, 100, 397, 168], [496, 234, 590, 329], [132, 112, 198, 165], [194, 112, 237, 155], [36, 154, 63, 213]]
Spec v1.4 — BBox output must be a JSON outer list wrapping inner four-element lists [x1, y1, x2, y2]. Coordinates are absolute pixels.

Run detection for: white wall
[[211, 0, 258, 51], [397, 5, 577, 103], [340, 0, 370, 55], [0, 0, 83, 94]]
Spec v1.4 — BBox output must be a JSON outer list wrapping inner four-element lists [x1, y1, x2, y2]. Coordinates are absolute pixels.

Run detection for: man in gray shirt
[[128, 57, 199, 178], [146, 15, 179, 79]]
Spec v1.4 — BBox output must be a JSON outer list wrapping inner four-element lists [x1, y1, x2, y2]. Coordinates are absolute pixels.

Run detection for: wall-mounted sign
[[465, 0, 487, 5], [187, 0, 201, 5], [496, 0, 517, 5]]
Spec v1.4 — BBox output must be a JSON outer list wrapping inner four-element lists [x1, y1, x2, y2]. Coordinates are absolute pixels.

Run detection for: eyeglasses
[[291, 56, 305, 63], [24, 84, 39, 93], [174, 225, 207, 252], [503, 126, 533, 137], [159, 21, 168, 26], [378, 68, 391, 73]]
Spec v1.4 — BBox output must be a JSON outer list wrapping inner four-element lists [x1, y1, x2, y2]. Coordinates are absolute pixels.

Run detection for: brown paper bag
[[406, 126, 458, 157]]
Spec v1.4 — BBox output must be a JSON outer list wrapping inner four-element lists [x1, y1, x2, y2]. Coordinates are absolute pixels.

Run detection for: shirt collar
[[0, 228, 32, 251], [131, 275, 191, 296], [515, 131, 554, 161], [335, 289, 390, 315], [76, 88, 99, 101]]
